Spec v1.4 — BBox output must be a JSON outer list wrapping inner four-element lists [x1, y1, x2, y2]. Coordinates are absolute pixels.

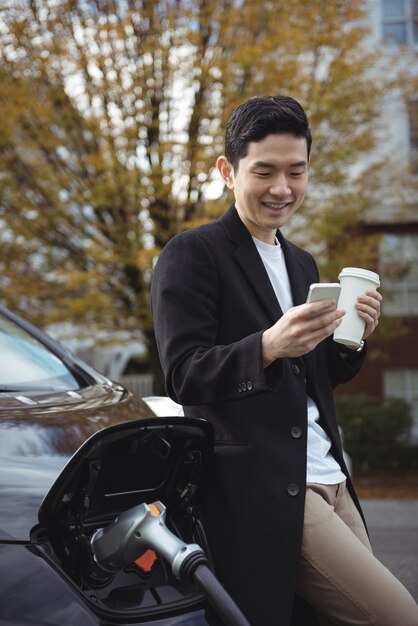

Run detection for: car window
[[0, 313, 80, 391]]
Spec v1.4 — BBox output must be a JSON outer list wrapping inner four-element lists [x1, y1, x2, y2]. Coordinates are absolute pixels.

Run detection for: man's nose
[[270, 175, 291, 196]]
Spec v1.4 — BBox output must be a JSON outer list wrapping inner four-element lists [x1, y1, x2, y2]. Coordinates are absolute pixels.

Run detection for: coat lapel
[[219, 206, 283, 324], [276, 231, 317, 373], [219, 206, 310, 319], [234, 239, 284, 323], [276, 229, 309, 307]]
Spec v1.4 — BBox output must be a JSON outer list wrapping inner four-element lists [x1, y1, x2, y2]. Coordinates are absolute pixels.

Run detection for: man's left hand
[[355, 290, 382, 340]]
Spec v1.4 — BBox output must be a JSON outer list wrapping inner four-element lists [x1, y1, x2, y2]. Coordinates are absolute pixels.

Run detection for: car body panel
[[0, 305, 210, 624], [0, 543, 98, 625], [0, 543, 207, 625], [0, 392, 152, 541]]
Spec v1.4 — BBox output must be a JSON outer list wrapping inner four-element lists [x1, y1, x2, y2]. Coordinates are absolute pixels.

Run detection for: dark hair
[[225, 95, 312, 170]]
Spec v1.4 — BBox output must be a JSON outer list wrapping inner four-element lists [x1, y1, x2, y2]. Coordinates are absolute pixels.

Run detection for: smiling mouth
[[262, 201, 292, 210]]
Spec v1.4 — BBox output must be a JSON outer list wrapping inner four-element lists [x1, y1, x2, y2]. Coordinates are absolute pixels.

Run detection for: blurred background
[[0, 0, 417, 486]]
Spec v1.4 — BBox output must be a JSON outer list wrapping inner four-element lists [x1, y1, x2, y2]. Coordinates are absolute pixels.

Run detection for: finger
[[356, 301, 379, 317], [291, 303, 344, 329], [356, 304, 380, 339], [365, 289, 383, 302], [303, 314, 345, 352], [357, 292, 381, 316], [301, 308, 345, 338], [305, 298, 339, 316], [357, 292, 382, 308], [356, 306, 379, 327]]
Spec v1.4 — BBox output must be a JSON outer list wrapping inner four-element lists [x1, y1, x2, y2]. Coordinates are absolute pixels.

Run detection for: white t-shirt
[[253, 236, 346, 485]]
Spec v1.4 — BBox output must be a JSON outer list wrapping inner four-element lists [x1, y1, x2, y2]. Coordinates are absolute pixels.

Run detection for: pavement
[[361, 499, 418, 602]]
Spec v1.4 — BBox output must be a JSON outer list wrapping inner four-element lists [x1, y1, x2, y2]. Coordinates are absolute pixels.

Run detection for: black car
[[0, 305, 212, 626]]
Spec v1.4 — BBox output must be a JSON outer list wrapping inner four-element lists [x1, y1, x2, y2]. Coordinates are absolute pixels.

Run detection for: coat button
[[247, 381, 253, 391], [287, 483, 299, 496], [241, 382, 247, 392], [291, 426, 303, 439], [238, 383, 242, 392], [291, 364, 300, 375]]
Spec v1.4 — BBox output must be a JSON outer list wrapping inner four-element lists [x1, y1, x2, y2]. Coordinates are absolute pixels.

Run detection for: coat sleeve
[[151, 232, 282, 405], [325, 335, 367, 388]]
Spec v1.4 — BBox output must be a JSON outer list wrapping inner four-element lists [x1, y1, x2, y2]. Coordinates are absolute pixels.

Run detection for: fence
[[119, 374, 154, 398]]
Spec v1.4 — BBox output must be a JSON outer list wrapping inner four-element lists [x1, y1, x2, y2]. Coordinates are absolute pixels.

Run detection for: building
[[339, 0, 418, 441]]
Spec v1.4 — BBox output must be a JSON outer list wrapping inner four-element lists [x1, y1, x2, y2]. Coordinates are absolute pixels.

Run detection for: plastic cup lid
[[338, 267, 380, 286]]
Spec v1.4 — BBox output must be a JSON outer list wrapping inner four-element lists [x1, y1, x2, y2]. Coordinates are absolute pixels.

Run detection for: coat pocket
[[214, 440, 249, 454]]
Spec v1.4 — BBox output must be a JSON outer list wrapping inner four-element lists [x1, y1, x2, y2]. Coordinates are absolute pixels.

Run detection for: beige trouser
[[296, 481, 418, 626]]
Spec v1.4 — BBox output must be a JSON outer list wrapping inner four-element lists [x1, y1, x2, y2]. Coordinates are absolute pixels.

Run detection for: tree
[[0, 0, 415, 390]]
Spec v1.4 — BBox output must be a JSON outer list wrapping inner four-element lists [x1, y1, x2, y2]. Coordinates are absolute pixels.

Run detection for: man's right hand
[[261, 299, 345, 367]]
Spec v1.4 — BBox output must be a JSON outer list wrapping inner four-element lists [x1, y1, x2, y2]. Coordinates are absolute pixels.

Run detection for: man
[[151, 96, 418, 626]]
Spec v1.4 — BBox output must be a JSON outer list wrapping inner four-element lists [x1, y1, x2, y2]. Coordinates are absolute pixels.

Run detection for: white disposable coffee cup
[[333, 267, 380, 349]]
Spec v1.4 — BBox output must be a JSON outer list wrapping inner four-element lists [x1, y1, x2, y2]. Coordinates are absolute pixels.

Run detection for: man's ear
[[216, 156, 234, 190]]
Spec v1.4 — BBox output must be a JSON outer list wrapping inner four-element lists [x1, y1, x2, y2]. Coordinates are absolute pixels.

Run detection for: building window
[[382, 0, 418, 46], [409, 99, 418, 174], [384, 368, 418, 441], [379, 234, 418, 316]]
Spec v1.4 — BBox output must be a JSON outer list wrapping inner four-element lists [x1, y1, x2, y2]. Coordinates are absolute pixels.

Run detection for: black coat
[[151, 205, 366, 626]]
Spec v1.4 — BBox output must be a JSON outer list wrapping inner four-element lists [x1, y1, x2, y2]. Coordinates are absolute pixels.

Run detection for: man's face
[[218, 133, 309, 244]]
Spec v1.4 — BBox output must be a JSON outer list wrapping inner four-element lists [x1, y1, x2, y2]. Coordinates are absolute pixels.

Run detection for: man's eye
[[255, 172, 270, 177], [290, 171, 305, 177]]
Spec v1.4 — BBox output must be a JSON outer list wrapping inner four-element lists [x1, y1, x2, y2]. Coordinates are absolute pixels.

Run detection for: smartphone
[[306, 283, 341, 304]]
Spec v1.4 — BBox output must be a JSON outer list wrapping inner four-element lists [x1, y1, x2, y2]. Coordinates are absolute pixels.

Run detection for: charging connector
[[90, 501, 250, 626]]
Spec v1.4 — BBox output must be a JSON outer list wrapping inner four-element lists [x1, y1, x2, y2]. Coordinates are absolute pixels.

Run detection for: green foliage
[[335, 394, 414, 472]]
